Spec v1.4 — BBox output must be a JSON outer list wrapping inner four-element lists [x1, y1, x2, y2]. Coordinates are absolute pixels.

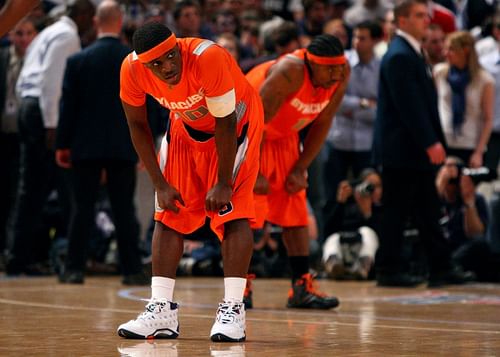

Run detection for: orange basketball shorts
[[252, 133, 308, 229], [154, 107, 263, 241]]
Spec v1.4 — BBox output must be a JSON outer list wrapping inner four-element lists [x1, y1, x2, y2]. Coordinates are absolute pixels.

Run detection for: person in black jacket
[[322, 169, 382, 280], [56, 0, 146, 285], [372, 0, 467, 287]]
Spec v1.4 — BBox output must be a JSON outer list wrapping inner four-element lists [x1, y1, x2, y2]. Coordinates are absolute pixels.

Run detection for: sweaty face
[[311, 62, 345, 89], [145, 46, 183, 85]]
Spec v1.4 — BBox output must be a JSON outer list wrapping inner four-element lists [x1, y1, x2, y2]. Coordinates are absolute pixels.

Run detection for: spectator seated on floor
[[322, 168, 382, 280], [436, 156, 500, 282]]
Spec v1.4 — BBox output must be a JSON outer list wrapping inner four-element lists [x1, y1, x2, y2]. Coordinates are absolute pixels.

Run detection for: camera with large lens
[[449, 165, 490, 185], [350, 179, 375, 196]]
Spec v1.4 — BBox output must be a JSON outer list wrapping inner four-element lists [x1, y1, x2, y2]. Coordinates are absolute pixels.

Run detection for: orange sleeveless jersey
[[246, 49, 339, 140], [120, 37, 254, 134]]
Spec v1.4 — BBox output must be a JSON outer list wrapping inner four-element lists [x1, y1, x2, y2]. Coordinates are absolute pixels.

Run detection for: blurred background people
[[422, 23, 446, 67], [324, 20, 382, 204], [6, 0, 95, 276], [56, 0, 146, 285], [479, 13, 500, 180], [436, 156, 499, 282], [0, 17, 37, 270], [434, 31, 494, 168]]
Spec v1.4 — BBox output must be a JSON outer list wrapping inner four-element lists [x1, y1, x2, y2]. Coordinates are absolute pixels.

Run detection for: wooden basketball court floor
[[1, 276, 499, 356]]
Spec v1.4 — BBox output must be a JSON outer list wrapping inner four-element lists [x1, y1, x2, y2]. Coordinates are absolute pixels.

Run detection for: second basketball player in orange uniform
[[117, 22, 263, 342], [246, 34, 350, 309]]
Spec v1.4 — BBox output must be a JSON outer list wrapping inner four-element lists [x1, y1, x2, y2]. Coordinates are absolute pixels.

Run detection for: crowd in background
[[0, 0, 499, 284]]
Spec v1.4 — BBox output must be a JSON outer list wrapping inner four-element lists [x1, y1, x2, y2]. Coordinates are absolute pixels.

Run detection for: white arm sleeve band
[[205, 89, 236, 118]]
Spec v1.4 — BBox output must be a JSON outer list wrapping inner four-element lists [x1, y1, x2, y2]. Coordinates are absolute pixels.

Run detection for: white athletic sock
[[224, 277, 246, 303], [151, 276, 175, 301]]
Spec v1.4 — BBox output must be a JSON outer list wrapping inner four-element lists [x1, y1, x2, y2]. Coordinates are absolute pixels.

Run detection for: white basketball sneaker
[[210, 301, 246, 342], [117, 299, 179, 339]]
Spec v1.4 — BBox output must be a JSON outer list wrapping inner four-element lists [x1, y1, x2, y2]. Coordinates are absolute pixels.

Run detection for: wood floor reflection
[[0, 276, 499, 356]]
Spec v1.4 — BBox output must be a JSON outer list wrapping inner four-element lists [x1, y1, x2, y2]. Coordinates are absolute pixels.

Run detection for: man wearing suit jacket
[[373, 0, 467, 287], [56, 0, 146, 285]]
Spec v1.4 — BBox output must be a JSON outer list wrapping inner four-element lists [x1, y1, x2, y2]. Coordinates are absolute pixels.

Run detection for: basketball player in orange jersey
[[117, 22, 263, 342], [245, 34, 349, 309]]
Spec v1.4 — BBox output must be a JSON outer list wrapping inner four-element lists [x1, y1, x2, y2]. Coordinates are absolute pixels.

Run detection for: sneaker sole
[[117, 327, 179, 339], [210, 333, 246, 342], [286, 300, 340, 310]]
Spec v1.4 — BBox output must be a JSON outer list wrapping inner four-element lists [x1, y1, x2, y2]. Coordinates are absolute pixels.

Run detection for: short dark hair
[[394, 0, 427, 20], [302, 0, 328, 15], [355, 21, 383, 40], [173, 0, 201, 21], [272, 21, 299, 48], [132, 22, 173, 54], [307, 34, 344, 57]]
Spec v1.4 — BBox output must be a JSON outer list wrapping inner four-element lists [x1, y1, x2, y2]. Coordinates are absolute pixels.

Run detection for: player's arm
[[205, 90, 238, 212], [122, 101, 184, 212], [0, 0, 39, 37], [256, 60, 303, 193], [259, 60, 303, 123], [295, 64, 350, 172]]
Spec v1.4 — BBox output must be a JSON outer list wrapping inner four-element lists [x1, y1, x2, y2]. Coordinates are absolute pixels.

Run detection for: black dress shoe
[[122, 272, 150, 286], [59, 270, 84, 284], [376, 272, 424, 287], [6, 262, 53, 276], [428, 266, 476, 287]]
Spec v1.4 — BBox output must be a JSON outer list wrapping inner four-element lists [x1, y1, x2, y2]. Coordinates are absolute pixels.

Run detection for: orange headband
[[137, 33, 177, 63], [306, 50, 346, 65]]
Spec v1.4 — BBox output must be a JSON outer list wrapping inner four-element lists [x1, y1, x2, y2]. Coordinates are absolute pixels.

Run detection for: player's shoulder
[[271, 53, 304, 83], [180, 37, 220, 58]]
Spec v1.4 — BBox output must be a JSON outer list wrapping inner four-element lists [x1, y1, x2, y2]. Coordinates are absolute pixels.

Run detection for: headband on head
[[137, 33, 177, 63], [306, 50, 346, 65]]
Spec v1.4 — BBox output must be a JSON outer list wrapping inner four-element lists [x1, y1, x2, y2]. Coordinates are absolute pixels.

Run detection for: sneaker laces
[[136, 298, 173, 321], [292, 273, 327, 298], [244, 274, 255, 297], [216, 302, 243, 324]]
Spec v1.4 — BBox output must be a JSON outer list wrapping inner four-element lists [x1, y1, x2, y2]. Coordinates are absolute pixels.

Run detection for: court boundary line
[[0, 297, 499, 335]]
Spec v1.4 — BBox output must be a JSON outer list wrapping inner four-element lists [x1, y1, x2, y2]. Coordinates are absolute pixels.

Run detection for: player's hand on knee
[[285, 167, 308, 194], [254, 173, 269, 195], [206, 182, 233, 212], [157, 184, 185, 213]]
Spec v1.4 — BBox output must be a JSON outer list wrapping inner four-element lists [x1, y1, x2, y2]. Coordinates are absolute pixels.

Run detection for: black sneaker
[[428, 266, 476, 288], [243, 274, 255, 309], [287, 273, 339, 309]]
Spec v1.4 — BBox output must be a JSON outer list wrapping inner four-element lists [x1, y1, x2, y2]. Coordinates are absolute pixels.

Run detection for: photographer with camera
[[436, 157, 500, 282], [322, 169, 382, 280]]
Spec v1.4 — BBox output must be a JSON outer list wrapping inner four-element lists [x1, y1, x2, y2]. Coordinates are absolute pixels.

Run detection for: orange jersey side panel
[[120, 37, 254, 134], [246, 49, 339, 141]]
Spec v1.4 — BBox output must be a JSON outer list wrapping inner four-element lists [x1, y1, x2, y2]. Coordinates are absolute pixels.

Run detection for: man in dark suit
[[56, 0, 146, 285], [372, 0, 466, 287]]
